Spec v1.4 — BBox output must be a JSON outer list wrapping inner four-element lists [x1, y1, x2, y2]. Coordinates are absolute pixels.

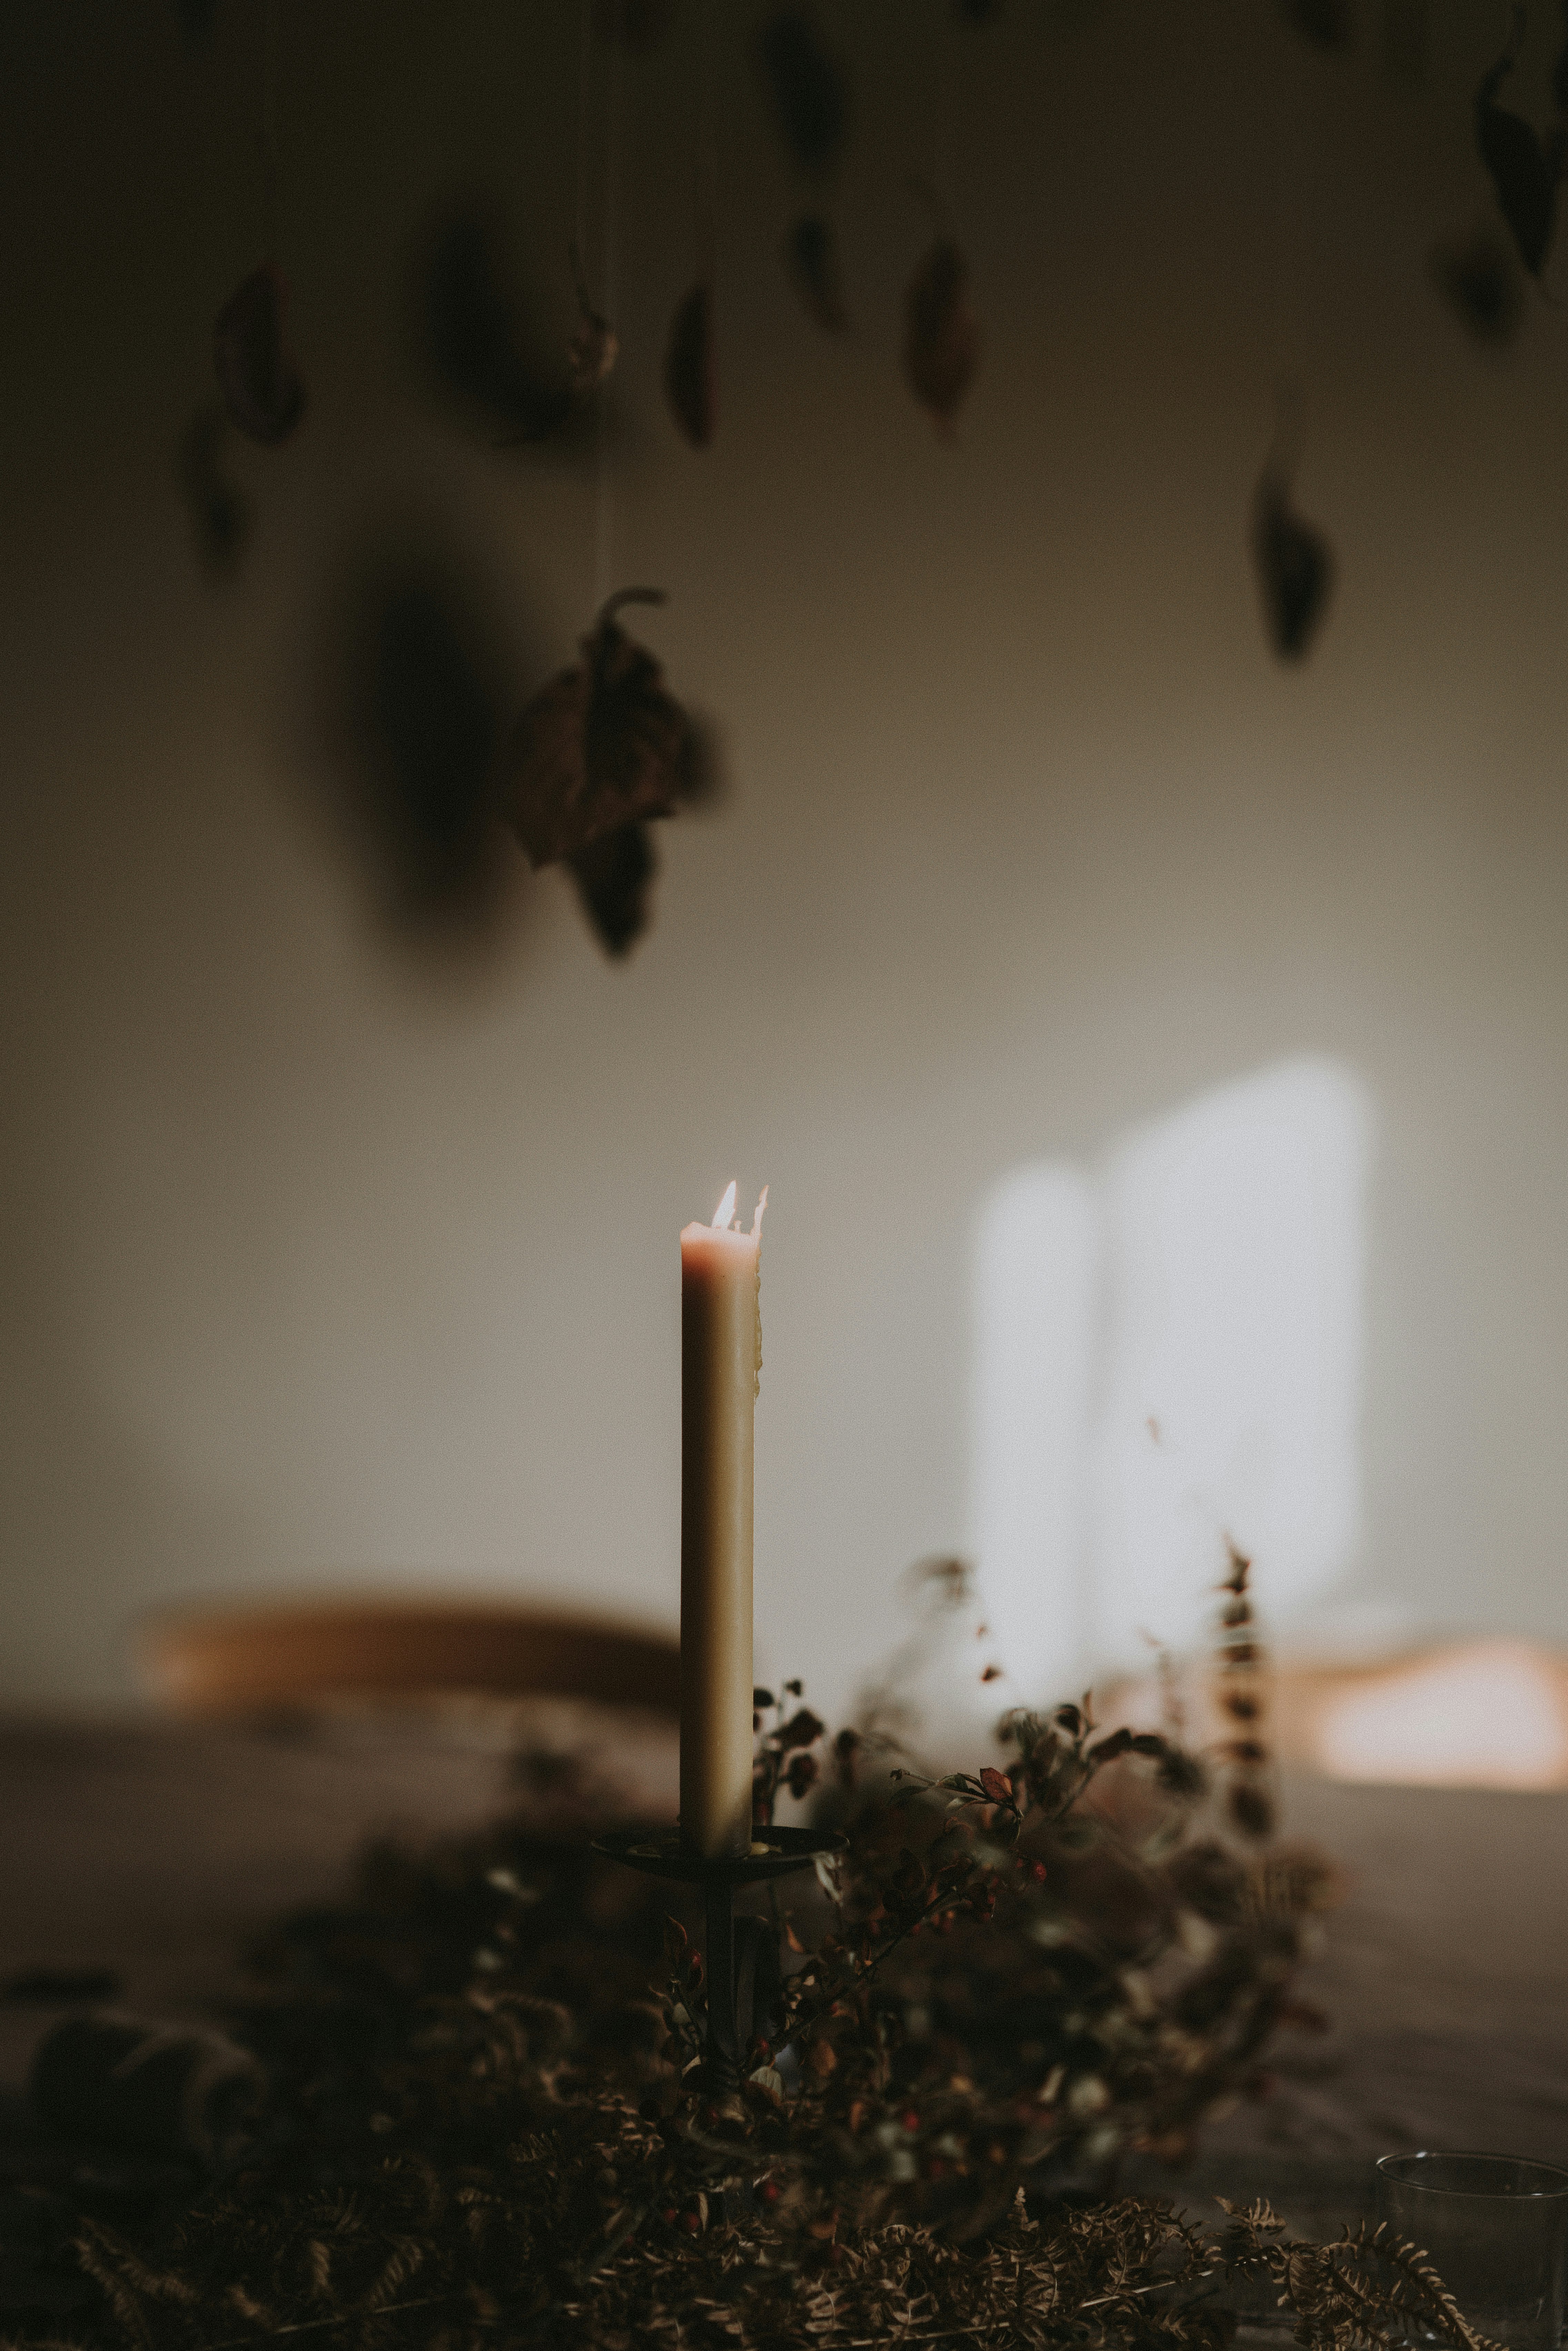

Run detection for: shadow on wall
[[302, 512, 540, 955], [970, 1057, 1374, 1701]]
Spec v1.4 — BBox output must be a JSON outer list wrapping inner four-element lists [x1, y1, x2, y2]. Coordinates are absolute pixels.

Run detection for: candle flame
[[711, 1180, 737, 1230], [751, 1184, 768, 1240]]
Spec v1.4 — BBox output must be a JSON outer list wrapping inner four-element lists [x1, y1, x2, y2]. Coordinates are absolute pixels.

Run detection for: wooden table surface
[[1, 1713, 1564, 2234]]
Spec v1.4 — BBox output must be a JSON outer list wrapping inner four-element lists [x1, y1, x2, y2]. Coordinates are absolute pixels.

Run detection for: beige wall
[[2, 1, 1565, 1724]]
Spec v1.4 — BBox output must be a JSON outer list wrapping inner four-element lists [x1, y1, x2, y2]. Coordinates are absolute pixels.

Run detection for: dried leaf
[[664, 282, 716, 449], [904, 239, 980, 439], [508, 589, 693, 868], [785, 213, 848, 331], [569, 822, 657, 958], [978, 1768, 1013, 1804], [755, 10, 850, 173], [805, 2035, 837, 2079], [775, 1708, 825, 1752], [568, 245, 619, 391], [177, 401, 251, 576], [1252, 464, 1334, 661], [785, 1753, 818, 1800], [1475, 19, 1559, 279], [213, 263, 306, 447]]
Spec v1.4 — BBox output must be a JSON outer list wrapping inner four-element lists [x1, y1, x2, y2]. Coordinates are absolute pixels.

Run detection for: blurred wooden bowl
[[136, 1597, 681, 1719]]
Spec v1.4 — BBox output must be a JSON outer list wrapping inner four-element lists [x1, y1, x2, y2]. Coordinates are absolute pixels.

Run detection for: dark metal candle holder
[[592, 1825, 848, 2095]]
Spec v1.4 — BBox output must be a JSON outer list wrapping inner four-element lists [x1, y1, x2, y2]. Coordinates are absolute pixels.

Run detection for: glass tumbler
[[1375, 2151, 1568, 2351]]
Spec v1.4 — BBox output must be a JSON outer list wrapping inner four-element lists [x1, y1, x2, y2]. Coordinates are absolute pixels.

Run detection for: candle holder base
[[593, 1825, 847, 2097]]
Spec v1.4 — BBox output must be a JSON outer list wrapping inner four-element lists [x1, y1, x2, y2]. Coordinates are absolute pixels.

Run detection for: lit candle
[[680, 1179, 767, 1858]]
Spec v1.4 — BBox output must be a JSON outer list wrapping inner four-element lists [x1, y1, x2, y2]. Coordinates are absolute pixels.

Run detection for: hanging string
[[573, 0, 595, 273], [929, 0, 953, 217], [1266, 12, 1316, 420], [592, 11, 626, 610], [261, 0, 281, 260], [695, 0, 717, 286]]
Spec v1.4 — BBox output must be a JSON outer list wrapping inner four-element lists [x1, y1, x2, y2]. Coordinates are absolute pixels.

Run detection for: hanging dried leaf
[[755, 10, 850, 172], [213, 263, 306, 447], [569, 822, 656, 957], [177, 400, 252, 576], [567, 246, 619, 392], [420, 207, 574, 443], [664, 282, 716, 449], [904, 239, 980, 439], [1252, 463, 1335, 661], [1475, 19, 1559, 279], [785, 213, 848, 331], [1430, 227, 1525, 343], [1282, 0, 1353, 49], [508, 589, 695, 870]]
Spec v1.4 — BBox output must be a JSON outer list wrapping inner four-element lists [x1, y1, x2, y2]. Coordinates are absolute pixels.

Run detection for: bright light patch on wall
[[972, 1058, 1371, 1701], [971, 1167, 1099, 1705], [1311, 1641, 1568, 1790]]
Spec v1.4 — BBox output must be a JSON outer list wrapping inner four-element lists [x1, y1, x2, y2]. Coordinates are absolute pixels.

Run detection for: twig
[[200, 2294, 460, 2350]]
